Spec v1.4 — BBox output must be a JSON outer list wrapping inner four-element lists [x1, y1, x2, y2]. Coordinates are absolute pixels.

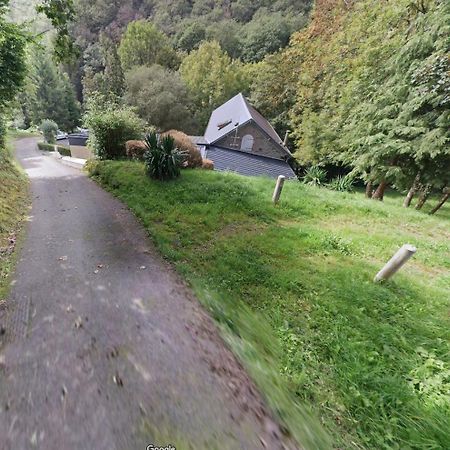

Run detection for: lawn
[[0, 139, 29, 301], [89, 161, 449, 450]]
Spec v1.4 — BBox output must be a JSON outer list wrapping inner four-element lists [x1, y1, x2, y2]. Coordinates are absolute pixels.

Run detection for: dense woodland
[[1, 0, 449, 213]]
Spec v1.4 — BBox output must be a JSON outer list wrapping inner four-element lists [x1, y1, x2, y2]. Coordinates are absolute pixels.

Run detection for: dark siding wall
[[215, 122, 286, 160]]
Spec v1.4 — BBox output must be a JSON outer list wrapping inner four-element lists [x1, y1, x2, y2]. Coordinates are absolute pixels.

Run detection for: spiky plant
[[144, 131, 185, 181]]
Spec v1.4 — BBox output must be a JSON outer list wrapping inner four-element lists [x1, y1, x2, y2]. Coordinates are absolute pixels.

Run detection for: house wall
[[215, 121, 287, 160]]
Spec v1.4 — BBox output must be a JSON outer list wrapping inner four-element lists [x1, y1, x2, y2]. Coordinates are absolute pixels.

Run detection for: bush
[[57, 145, 71, 157], [144, 131, 184, 181], [162, 130, 202, 168], [328, 175, 355, 192], [85, 159, 101, 177], [84, 107, 144, 160], [302, 165, 327, 186], [38, 142, 56, 151], [40, 119, 58, 144], [126, 140, 147, 161], [202, 159, 214, 170]]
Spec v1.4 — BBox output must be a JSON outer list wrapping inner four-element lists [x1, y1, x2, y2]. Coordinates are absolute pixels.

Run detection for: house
[[192, 93, 296, 178]]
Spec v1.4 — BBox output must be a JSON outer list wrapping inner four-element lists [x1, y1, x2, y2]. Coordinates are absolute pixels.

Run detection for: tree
[[0, 1, 27, 109], [118, 20, 179, 71], [174, 20, 205, 52], [124, 64, 197, 133], [26, 52, 81, 131], [180, 41, 251, 126], [240, 11, 292, 62]]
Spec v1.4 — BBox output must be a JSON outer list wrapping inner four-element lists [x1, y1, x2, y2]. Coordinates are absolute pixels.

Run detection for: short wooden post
[[374, 244, 417, 282], [272, 175, 286, 205]]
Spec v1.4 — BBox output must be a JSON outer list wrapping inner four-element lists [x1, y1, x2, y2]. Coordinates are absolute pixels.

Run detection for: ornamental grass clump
[[144, 131, 185, 181]]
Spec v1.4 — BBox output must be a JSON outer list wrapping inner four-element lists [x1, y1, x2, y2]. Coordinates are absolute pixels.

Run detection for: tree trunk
[[415, 184, 431, 210], [372, 180, 388, 201], [403, 173, 420, 208], [429, 189, 449, 215], [365, 181, 373, 198]]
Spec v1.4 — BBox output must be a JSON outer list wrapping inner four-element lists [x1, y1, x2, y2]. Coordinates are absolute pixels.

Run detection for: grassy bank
[[89, 161, 449, 449], [0, 140, 28, 301]]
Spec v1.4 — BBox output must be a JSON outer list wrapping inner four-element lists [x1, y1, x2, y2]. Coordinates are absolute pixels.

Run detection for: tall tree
[[118, 20, 179, 71], [180, 40, 251, 126], [124, 64, 196, 133]]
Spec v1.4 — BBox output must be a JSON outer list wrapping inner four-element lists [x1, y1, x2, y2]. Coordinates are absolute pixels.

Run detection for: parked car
[[56, 130, 68, 140]]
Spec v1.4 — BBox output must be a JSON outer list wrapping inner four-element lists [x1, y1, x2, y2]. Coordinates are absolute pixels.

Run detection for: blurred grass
[[89, 161, 449, 449]]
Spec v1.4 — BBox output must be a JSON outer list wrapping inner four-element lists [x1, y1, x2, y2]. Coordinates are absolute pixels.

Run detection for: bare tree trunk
[[403, 173, 420, 208], [365, 181, 373, 198], [429, 189, 449, 215], [372, 180, 388, 201], [415, 184, 431, 210]]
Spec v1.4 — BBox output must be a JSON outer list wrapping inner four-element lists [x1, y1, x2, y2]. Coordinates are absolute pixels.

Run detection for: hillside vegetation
[[0, 138, 28, 300], [253, 0, 449, 203], [88, 161, 450, 449]]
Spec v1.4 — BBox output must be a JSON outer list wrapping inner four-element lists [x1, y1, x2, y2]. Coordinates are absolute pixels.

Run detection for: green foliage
[[37, 141, 55, 151], [0, 116, 5, 147], [90, 162, 449, 449], [84, 105, 144, 160], [39, 119, 58, 143], [21, 51, 81, 131], [118, 20, 179, 72], [124, 65, 196, 133], [0, 138, 28, 301], [0, 9, 27, 108], [82, 35, 125, 104], [180, 41, 251, 126], [327, 174, 355, 192], [35, 0, 77, 61], [302, 165, 327, 186], [240, 11, 294, 62], [251, 0, 449, 202], [143, 131, 184, 181]]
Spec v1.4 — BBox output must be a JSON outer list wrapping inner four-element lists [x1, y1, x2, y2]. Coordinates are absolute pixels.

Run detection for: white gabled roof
[[204, 93, 291, 156]]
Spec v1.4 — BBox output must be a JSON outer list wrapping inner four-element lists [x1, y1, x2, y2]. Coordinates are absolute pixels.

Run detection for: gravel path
[[0, 138, 295, 450]]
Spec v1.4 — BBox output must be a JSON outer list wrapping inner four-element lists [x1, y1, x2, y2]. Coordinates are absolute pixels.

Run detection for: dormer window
[[217, 119, 232, 130]]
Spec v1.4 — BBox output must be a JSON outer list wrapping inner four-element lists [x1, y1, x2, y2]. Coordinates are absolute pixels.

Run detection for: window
[[241, 134, 254, 152]]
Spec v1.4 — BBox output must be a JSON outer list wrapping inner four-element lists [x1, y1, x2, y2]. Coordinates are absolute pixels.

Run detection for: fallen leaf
[[74, 316, 83, 329], [113, 373, 124, 387]]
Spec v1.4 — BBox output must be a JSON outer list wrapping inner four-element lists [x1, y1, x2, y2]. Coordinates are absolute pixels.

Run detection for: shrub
[[126, 140, 147, 161], [84, 107, 144, 160], [328, 175, 355, 192], [144, 131, 184, 181], [40, 119, 58, 144], [302, 165, 327, 186], [162, 130, 202, 168], [57, 145, 71, 157], [38, 142, 56, 151], [85, 159, 101, 177], [202, 159, 214, 170]]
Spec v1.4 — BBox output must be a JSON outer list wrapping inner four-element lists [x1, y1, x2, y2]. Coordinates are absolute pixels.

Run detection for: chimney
[[283, 130, 290, 146]]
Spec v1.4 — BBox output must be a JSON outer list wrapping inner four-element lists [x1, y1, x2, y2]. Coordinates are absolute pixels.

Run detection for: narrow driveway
[[0, 138, 292, 450]]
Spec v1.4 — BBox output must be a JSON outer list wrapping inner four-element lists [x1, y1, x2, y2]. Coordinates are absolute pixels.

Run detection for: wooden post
[[272, 175, 286, 205], [374, 244, 417, 282]]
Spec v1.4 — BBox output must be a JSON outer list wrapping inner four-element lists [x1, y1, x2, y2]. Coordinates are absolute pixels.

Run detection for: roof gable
[[204, 93, 290, 156]]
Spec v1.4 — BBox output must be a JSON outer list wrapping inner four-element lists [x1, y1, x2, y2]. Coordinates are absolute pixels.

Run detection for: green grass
[[0, 140, 29, 301], [89, 161, 449, 450]]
